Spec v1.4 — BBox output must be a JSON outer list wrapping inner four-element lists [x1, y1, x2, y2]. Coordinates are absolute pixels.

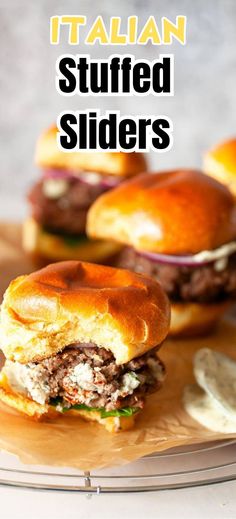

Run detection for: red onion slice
[[69, 342, 96, 349], [137, 241, 236, 267], [93, 177, 121, 188], [43, 169, 121, 189], [43, 168, 75, 180]]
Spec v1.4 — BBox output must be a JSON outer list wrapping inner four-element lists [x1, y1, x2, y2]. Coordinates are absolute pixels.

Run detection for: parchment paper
[[0, 222, 236, 471]]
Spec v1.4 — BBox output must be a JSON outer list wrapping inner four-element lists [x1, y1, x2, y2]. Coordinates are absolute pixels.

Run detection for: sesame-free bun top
[[87, 169, 236, 255], [35, 126, 147, 178], [204, 138, 236, 195], [0, 261, 170, 365]]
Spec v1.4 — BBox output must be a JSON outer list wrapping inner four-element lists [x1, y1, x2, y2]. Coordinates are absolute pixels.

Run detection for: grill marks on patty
[[117, 248, 236, 304], [28, 179, 107, 235], [23, 345, 165, 411]]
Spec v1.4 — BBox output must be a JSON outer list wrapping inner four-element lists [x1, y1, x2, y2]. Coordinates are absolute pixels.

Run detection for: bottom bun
[[68, 408, 136, 432], [170, 300, 230, 337], [0, 374, 136, 432], [22, 218, 122, 263]]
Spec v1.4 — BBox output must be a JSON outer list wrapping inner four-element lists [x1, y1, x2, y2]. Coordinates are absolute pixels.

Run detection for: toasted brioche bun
[[170, 300, 230, 337], [35, 126, 147, 178], [204, 138, 236, 195], [87, 169, 236, 255], [22, 217, 122, 263], [0, 373, 135, 432], [1, 261, 170, 365]]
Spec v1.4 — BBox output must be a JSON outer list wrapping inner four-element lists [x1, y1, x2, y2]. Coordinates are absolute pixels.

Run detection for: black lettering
[[119, 119, 136, 149], [152, 58, 171, 94], [152, 118, 170, 149], [138, 118, 151, 149], [89, 112, 97, 149], [99, 114, 117, 149], [58, 57, 76, 94], [77, 57, 89, 93], [59, 114, 77, 150], [78, 113, 87, 149], [133, 63, 150, 93], [121, 58, 132, 93], [110, 57, 120, 93], [90, 63, 108, 93]]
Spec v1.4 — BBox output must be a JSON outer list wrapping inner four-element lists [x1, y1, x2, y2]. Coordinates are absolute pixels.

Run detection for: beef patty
[[117, 247, 236, 304], [28, 178, 108, 235], [4, 344, 165, 411]]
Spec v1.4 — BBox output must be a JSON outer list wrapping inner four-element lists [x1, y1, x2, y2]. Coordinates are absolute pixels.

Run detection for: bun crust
[[0, 372, 50, 418], [1, 261, 170, 365], [87, 169, 236, 254], [170, 300, 230, 337], [0, 374, 135, 432], [23, 217, 122, 263], [35, 126, 147, 178], [204, 138, 236, 195]]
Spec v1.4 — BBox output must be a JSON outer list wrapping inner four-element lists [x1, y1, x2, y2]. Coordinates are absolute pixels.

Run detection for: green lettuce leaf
[[62, 235, 88, 248], [42, 228, 88, 248], [50, 398, 139, 418], [100, 407, 139, 418]]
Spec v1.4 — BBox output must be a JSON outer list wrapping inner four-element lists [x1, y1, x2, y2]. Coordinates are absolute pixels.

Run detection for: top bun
[[0, 261, 170, 365], [87, 169, 236, 255], [204, 138, 236, 195], [35, 126, 147, 178]]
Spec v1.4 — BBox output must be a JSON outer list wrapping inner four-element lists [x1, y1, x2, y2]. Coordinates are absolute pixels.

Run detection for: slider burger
[[87, 169, 236, 336], [23, 125, 147, 263], [0, 261, 170, 432], [204, 137, 236, 196]]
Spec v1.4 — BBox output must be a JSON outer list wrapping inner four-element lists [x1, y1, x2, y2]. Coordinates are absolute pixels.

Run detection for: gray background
[[0, 0, 236, 204]]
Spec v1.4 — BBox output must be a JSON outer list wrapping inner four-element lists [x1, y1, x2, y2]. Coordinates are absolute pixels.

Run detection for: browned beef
[[28, 344, 165, 411], [28, 179, 107, 234], [117, 247, 236, 304]]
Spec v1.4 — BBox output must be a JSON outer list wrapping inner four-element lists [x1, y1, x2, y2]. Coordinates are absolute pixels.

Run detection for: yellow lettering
[[50, 16, 60, 44], [110, 17, 126, 44], [128, 16, 137, 44], [138, 16, 161, 44], [86, 16, 109, 44], [61, 16, 86, 44], [162, 16, 186, 44]]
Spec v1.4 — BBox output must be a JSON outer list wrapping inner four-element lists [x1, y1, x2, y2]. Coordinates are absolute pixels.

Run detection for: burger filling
[[3, 344, 165, 417], [28, 176, 112, 236], [117, 248, 236, 304]]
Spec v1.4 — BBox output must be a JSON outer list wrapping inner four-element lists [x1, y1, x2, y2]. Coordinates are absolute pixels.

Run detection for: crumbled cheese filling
[[43, 178, 69, 199], [120, 372, 140, 394], [3, 351, 163, 407], [79, 172, 102, 185], [4, 360, 50, 405], [147, 357, 165, 381], [69, 363, 95, 390]]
